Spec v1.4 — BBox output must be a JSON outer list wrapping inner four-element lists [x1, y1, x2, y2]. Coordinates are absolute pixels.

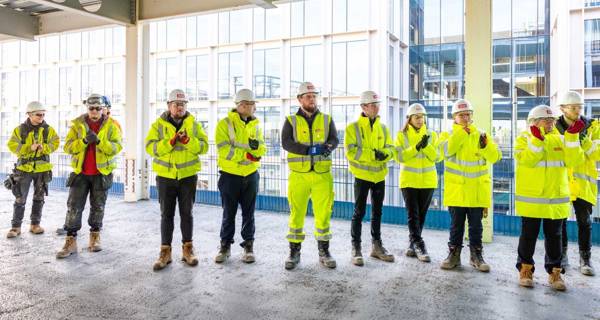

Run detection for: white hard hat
[[527, 105, 557, 121], [26, 101, 45, 113], [167, 89, 188, 103], [360, 91, 380, 105], [84, 93, 107, 107], [406, 103, 427, 117], [451, 99, 474, 115], [558, 91, 584, 106], [297, 82, 319, 97], [234, 89, 257, 104]]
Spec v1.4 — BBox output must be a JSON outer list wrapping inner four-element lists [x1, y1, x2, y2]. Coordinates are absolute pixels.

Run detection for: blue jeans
[[448, 206, 483, 248], [218, 171, 259, 244]]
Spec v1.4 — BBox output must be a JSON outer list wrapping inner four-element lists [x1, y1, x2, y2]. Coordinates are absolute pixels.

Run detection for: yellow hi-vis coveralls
[[282, 109, 338, 243]]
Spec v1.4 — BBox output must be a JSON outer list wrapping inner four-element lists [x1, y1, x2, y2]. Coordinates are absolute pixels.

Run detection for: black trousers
[[401, 188, 434, 244], [157, 175, 197, 246], [517, 217, 563, 274], [448, 206, 483, 248], [561, 198, 593, 252], [11, 171, 47, 228], [351, 178, 385, 243], [65, 174, 112, 237], [218, 171, 259, 244]]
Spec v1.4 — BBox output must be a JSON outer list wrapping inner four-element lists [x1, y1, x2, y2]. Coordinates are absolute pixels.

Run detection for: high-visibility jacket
[[344, 115, 394, 183], [145, 111, 209, 180], [7, 121, 59, 173], [64, 115, 122, 175], [216, 110, 266, 177], [394, 124, 440, 189], [515, 128, 585, 219], [286, 112, 332, 173], [556, 116, 600, 205], [438, 123, 502, 208]]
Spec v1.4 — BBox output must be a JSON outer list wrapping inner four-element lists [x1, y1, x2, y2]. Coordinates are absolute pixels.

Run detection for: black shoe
[[406, 241, 416, 257], [414, 241, 431, 262], [580, 250, 595, 276], [214, 241, 231, 264], [318, 240, 336, 268]]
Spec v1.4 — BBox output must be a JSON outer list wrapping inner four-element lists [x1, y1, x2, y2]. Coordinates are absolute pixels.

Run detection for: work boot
[[88, 231, 102, 252], [351, 241, 364, 266], [469, 246, 490, 272], [414, 241, 431, 263], [29, 224, 44, 235], [548, 267, 566, 291], [519, 263, 534, 288], [285, 242, 301, 270], [56, 236, 77, 259], [6, 227, 21, 238], [318, 240, 336, 268], [370, 239, 394, 262], [561, 246, 569, 268], [441, 246, 461, 270], [182, 241, 198, 266], [56, 227, 67, 236], [214, 241, 231, 264], [580, 250, 595, 276], [405, 241, 416, 257], [240, 240, 255, 264], [153, 245, 172, 271]]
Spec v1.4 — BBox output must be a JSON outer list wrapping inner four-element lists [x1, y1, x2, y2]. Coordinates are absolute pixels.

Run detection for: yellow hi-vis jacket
[[344, 114, 394, 183], [7, 122, 59, 173], [286, 112, 332, 173], [394, 124, 440, 189], [64, 115, 122, 175], [439, 123, 502, 208], [216, 110, 266, 177], [145, 111, 209, 180], [515, 128, 585, 219]]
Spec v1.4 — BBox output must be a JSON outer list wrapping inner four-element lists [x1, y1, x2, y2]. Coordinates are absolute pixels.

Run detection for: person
[[145, 89, 209, 271], [214, 89, 266, 264], [344, 90, 395, 266], [394, 103, 440, 263], [515, 105, 585, 291], [438, 99, 502, 272], [555, 91, 598, 276], [281, 82, 339, 270], [5, 101, 59, 238], [56, 94, 123, 259]]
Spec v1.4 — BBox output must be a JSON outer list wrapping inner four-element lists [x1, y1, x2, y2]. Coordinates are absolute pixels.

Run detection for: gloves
[[309, 144, 324, 156], [567, 119, 585, 134], [479, 133, 488, 149], [169, 132, 178, 146], [322, 144, 332, 158], [84, 130, 99, 144], [178, 130, 190, 145], [530, 125, 544, 141], [248, 138, 259, 150], [246, 152, 261, 162], [415, 134, 429, 151], [374, 149, 388, 161]]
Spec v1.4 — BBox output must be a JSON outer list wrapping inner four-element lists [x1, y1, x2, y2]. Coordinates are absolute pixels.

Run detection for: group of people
[[4, 82, 596, 292]]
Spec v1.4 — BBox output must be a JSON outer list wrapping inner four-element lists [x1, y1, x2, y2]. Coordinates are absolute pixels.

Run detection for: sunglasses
[[33, 113, 45, 117], [88, 106, 103, 111]]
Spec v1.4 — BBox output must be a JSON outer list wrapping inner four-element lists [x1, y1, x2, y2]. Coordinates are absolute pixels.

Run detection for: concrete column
[[123, 23, 150, 201], [465, 0, 493, 242]]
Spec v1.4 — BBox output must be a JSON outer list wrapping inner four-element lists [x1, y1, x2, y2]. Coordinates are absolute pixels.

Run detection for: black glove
[[248, 138, 259, 150], [322, 144, 332, 158], [479, 133, 488, 149], [84, 130, 99, 144], [415, 134, 429, 151], [374, 149, 388, 161]]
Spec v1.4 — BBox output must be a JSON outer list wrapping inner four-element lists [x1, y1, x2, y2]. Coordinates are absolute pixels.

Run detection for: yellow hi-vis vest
[[145, 112, 209, 180], [344, 115, 394, 183], [567, 120, 600, 205], [286, 112, 332, 173], [515, 128, 584, 219], [394, 124, 440, 189], [8, 122, 59, 173], [216, 110, 266, 177], [63, 115, 122, 175], [439, 123, 502, 208]]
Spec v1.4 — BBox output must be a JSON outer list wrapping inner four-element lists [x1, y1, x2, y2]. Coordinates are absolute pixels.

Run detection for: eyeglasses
[[88, 106, 103, 111], [33, 113, 45, 117], [539, 117, 556, 122]]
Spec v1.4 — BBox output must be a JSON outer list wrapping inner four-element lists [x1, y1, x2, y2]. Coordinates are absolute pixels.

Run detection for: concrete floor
[[0, 190, 599, 320]]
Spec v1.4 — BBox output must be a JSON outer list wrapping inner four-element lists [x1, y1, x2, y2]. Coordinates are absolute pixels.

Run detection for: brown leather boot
[[549, 267, 566, 291], [29, 225, 44, 235], [519, 263, 534, 288], [370, 239, 394, 262], [153, 245, 172, 271], [88, 231, 102, 252], [56, 236, 77, 259], [182, 241, 199, 266], [6, 227, 21, 238]]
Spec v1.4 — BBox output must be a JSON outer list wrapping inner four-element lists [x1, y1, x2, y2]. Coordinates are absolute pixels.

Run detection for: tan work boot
[[153, 245, 172, 271], [441, 246, 461, 270], [29, 225, 44, 235], [549, 267, 566, 291], [88, 231, 102, 252], [182, 241, 199, 266], [519, 263, 534, 288], [214, 241, 231, 264], [6, 227, 21, 238], [351, 242, 364, 266], [370, 239, 394, 262], [240, 240, 255, 264], [56, 236, 77, 259]]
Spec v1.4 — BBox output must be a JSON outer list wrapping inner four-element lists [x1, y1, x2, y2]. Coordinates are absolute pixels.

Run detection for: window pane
[[230, 10, 251, 44], [187, 17, 197, 48], [254, 9, 266, 41], [332, 43, 347, 96], [585, 19, 600, 88], [265, 7, 282, 39], [291, 1, 304, 37], [59, 67, 74, 105], [304, 45, 323, 90], [513, 37, 538, 96], [441, 0, 463, 43], [512, 0, 538, 37], [347, 41, 368, 96], [290, 46, 303, 95], [304, 0, 323, 35], [348, 0, 368, 31], [254, 49, 281, 98], [424, 0, 441, 45], [219, 12, 230, 44], [332, 0, 347, 33], [20, 71, 38, 104], [197, 14, 216, 47], [493, 39, 511, 98]]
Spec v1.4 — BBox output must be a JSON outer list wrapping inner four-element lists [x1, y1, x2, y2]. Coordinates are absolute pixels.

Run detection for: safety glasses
[[33, 113, 45, 117], [88, 106, 103, 112]]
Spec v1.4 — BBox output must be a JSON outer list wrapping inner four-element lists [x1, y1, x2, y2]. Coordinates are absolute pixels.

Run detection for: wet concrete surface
[[0, 190, 599, 320]]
